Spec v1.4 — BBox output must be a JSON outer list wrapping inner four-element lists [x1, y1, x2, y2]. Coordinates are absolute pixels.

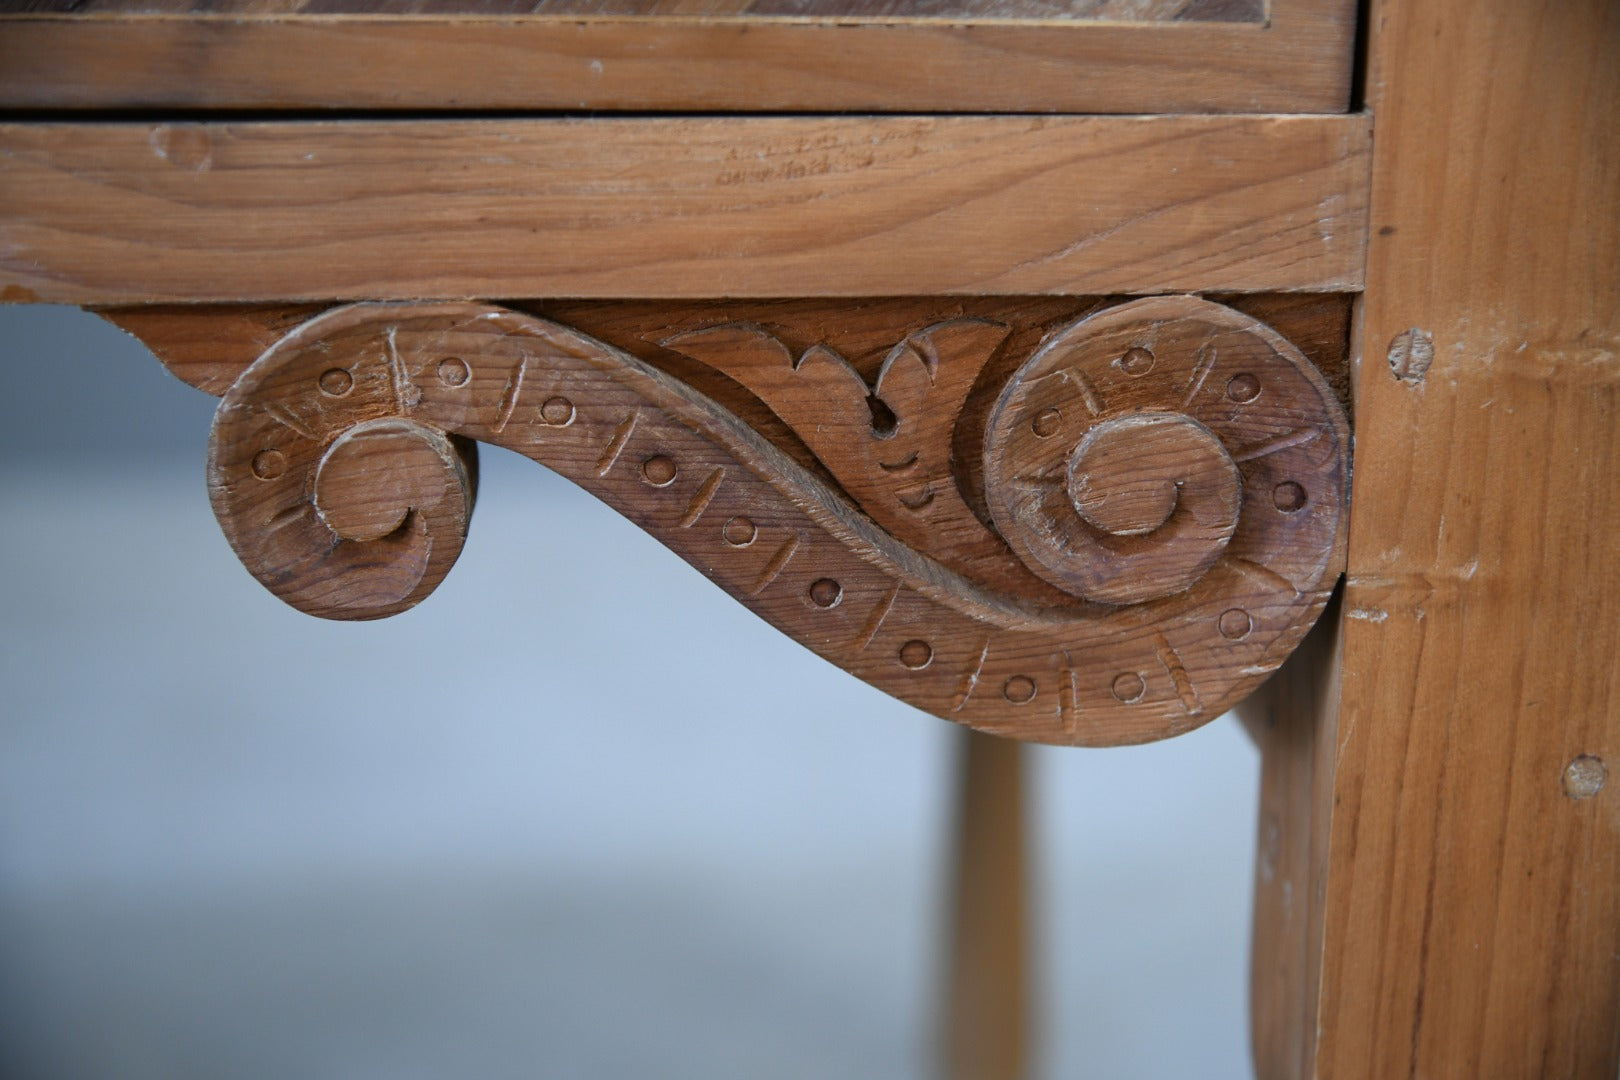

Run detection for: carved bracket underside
[[204, 296, 1348, 746]]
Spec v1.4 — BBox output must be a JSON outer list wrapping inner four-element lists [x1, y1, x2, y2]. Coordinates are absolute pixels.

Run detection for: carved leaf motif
[[662, 318, 1075, 602]]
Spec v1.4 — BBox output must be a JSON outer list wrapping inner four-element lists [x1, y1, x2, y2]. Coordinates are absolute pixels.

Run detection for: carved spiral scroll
[[206, 297, 1348, 746], [210, 368, 476, 620], [983, 298, 1346, 608]]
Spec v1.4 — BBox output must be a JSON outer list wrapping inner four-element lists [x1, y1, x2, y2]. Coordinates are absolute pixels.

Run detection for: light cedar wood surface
[[1, 0, 1263, 18], [0, 115, 1371, 304], [1247, 0, 1620, 1076], [0, 0, 1351, 114]]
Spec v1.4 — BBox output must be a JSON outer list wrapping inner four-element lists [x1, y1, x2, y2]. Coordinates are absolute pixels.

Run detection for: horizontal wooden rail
[[0, 115, 1370, 304], [0, 3, 1354, 115]]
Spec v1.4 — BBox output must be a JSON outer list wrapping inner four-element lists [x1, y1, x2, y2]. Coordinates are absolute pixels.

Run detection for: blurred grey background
[[0, 305, 1260, 1079]]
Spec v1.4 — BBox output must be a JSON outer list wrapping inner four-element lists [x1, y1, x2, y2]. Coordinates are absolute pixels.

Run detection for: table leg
[[940, 728, 1030, 1080], [1252, 1, 1620, 1073]]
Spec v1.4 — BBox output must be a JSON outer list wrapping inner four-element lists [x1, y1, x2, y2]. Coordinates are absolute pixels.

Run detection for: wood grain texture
[[115, 293, 1354, 610], [103, 294, 1356, 420], [659, 297, 1352, 619], [102, 304, 331, 396], [201, 297, 1349, 745], [0, 115, 1371, 305], [1259, 0, 1620, 1075], [0, 0, 1264, 20], [1239, 588, 1339, 1080], [0, 1, 1351, 114]]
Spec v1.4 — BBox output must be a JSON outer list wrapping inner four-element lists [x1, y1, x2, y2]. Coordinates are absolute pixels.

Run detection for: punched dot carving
[[250, 449, 285, 480], [1218, 608, 1253, 640], [1226, 373, 1261, 403], [1031, 407, 1062, 438], [1112, 672, 1146, 703], [1274, 481, 1308, 513], [318, 368, 353, 396], [539, 396, 575, 426], [1003, 676, 1037, 704], [723, 516, 758, 547], [437, 357, 470, 387], [641, 454, 678, 487], [899, 639, 933, 670], [808, 578, 843, 608], [1119, 346, 1155, 376]]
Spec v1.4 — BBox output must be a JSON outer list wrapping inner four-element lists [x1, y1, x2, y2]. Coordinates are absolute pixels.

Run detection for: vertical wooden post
[[941, 729, 1030, 1080], [1243, 592, 1341, 1080], [1253, 0, 1620, 1075]]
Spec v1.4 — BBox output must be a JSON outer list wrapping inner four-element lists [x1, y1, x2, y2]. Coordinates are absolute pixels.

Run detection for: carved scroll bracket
[[198, 296, 1348, 746]]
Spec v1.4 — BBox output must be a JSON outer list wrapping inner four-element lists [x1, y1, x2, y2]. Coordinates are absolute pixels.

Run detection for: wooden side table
[[1, 1, 1614, 1076]]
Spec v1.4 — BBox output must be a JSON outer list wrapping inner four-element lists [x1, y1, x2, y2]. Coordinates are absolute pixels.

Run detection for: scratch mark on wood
[[494, 355, 528, 433], [1182, 341, 1218, 408], [854, 582, 899, 652], [1154, 632, 1202, 715], [952, 638, 991, 713], [597, 410, 638, 476], [1228, 555, 1303, 596], [268, 501, 308, 532], [1231, 426, 1321, 462], [752, 534, 801, 595], [1012, 472, 1064, 492], [680, 467, 725, 527], [385, 326, 415, 414], [261, 403, 317, 441], [1065, 367, 1105, 416], [1060, 649, 1081, 737]]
